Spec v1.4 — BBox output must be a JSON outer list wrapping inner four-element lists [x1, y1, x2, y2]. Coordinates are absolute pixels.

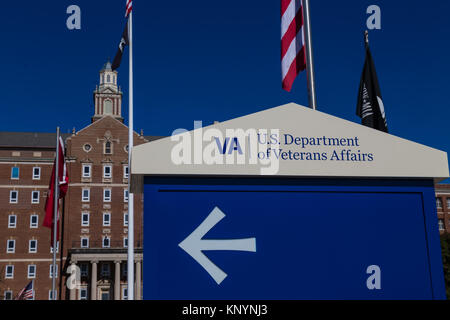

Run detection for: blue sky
[[1, 1, 450, 180]]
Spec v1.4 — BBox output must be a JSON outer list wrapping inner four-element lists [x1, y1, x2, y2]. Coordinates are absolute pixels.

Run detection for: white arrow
[[178, 206, 256, 285]]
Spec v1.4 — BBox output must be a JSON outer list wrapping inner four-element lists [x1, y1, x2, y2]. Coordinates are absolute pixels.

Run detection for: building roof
[[0, 132, 71, 148], [0, 131, 164, 148], [101, 61, 112, 72], [436, 183, 450, 192], [144, 136, 165, 142]]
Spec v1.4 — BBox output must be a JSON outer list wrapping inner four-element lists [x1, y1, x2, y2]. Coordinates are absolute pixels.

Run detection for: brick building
[[436, 183, 450, 234], [0, 62, 161, 300]]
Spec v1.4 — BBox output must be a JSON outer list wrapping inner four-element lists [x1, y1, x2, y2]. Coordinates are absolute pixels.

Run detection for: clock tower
[[92, 61, 123, 123]]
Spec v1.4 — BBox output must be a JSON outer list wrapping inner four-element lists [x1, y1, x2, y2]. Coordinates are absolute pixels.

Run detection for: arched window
[[107, 75, 111, 83], [104, 100, 113, 115], [105, 141, 112, 154]]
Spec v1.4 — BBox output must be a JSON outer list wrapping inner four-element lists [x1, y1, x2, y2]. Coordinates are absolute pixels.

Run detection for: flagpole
[[51, 127, 60, 300], [127, 10, 135, 300], [303, 0, 317, 110]]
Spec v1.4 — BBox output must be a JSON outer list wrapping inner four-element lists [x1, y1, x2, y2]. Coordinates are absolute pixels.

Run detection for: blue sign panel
[[143, 178, 446, 300]]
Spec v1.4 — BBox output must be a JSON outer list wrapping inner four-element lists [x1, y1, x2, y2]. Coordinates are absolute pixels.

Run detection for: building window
[[122, 287, 128, 300], [31, 191, 40, 204], [447, 198, 450, 209], [49, 264, 58, 278], [4, 291, 13, 300], [81, 237, 89, 248], [29, 240, 38, 253], [32, 167, 41, 180], [123, 165, 129, 179], [103, 189, 111, 202], [438, 219, 445, 231], [11, 167, 19, 179], [80, 264, 88, 277], [104, 100, 113, 115], [28, 265, 36, 279], [107, 75, 111, 83], [5, 265, 14, 279], [101, 263, 110, 277], [83, 144, 92, 153], [82, 188, 90, 202], [123, 237, 128, 248], [82, 164, 91, 178], [104, 141, 112, 154], [79, 288, 88, 300], [49, 290, 57, 300], [81, 212, 90, 227], [30, 215, 39, 228], [8, 215, 17, 228], [101, 291, 110, 300], [7, 240, 15, 253], [124, 189, 129, 203], [436, 198, 443, 209], [50, 241, 59, 253], [102, 236, 110, 248], [103, 165, 112, 178], [10, 191, 18, 204], [103, 212, 111, 227], [124, 212, 128, 227]]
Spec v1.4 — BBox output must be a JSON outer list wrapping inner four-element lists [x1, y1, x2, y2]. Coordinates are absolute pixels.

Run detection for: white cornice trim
[[0, 258, 67, 262], [0, 161, 53, 165], [0, 185, 48, 188], [69, 183, 128, 187]]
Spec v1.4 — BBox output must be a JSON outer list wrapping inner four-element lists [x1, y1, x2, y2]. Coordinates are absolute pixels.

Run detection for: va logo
[[214, 137, 243, 155]]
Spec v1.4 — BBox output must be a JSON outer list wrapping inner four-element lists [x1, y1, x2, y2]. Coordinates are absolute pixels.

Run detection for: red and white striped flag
[[125, 0, 133, 18], [281, 0, 307, 92], [15, 281, 34, 300]]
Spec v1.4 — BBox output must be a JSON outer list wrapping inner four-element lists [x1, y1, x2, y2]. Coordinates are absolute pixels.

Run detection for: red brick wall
[[0, 116, 148, 300]]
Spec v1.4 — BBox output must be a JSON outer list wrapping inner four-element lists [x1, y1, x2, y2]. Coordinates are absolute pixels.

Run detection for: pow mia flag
[[356, 31, 388, 133], [112, 20, 129, 71]]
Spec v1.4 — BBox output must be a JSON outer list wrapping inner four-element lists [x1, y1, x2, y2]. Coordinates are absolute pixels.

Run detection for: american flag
[[125, 0, 133, 18], [15, 281, 34, 300], [281, 0, 306, 92]]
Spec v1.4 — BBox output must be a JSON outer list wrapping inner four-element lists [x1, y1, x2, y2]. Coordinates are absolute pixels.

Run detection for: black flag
[[356, 32, 388, 133], [112, 20, 129, 71]]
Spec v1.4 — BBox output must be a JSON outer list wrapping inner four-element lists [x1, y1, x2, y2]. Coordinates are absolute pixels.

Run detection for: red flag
[[281, 0, 307, 92], [43, 136, 68, 247]]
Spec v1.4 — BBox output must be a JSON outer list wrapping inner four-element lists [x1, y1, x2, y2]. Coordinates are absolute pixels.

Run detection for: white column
[[135, 260, 141, 300], [91, 260, 98, 300], [115, 261, 121, 300]]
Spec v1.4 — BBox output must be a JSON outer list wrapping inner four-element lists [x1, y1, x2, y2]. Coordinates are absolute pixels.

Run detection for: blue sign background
[[143, 178, 446, 300]]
